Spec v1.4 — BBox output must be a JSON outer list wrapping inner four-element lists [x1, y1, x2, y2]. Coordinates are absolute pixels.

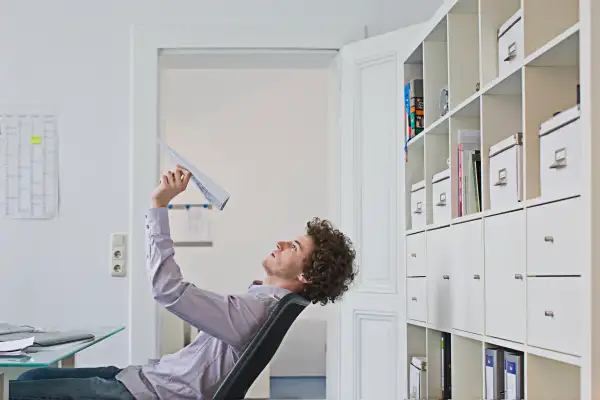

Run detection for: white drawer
[[406, 232, 426, 277], [539, 106, 581, 200], [489, 134, 523, 211], [527, 197, 583, 276], [432, 169, 451, 225], [484, 211, 526, 343], [497, 9, 523, 77], [407, 277, 427, 322], [527, 277, 582, 356], [410, 181, 426, 230]]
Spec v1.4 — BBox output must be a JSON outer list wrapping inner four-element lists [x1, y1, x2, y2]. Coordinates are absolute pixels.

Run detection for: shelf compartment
[[479, 0, 522, 87], [447, 7, 480, 110], [405, 138, 425, 232], [522, 62, 579, 201], [523, 0, 579, 58], [450, 0, 478, 14], [404, 44, 424, 146], [426, 329, 444, 399], [482, 66, 522, 96], [452, 335, 483, 400], [407, 323, 427, 399], [425, 126, 450, 226], [525, 23, 580, 67], [483, 343, 525, 400], [526, 353, 580, 399], [480, 76, 523, 211], [449, 100, 481, 219], [423, 16, 449, 129]]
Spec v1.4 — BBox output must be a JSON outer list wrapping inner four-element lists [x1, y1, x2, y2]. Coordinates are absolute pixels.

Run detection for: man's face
[[262, 234, 315, 281]]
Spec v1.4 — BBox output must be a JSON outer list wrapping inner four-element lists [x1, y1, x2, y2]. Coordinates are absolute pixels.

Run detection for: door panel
[[334, 23, 426, 400], [452, 220, 484, 335], [427, 227, 453, 331], [484, 211, 526, 343]]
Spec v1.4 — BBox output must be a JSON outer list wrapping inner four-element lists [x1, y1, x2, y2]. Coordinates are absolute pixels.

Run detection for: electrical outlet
[[111, 233, 127, 277]]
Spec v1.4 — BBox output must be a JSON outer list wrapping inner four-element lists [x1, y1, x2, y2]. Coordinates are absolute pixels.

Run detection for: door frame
[[129, 22, 362, 380]]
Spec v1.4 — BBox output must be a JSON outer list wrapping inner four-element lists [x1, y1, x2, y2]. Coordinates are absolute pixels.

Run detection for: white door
[[329, 23, 425, 400]]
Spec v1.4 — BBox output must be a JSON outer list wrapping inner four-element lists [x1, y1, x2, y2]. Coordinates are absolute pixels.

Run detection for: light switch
[[111, 233, 127, 277]]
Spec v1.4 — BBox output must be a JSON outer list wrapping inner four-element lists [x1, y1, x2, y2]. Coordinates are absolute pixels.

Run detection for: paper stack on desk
[[0, 336, 34, 358], [0, 336, 33, 354]]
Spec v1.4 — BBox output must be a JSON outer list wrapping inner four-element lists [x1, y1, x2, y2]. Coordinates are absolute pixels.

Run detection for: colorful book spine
[[404, 79, 424, 141]]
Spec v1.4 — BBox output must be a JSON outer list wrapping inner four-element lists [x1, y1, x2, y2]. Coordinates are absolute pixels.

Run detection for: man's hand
[[151, 165, 192, 208]]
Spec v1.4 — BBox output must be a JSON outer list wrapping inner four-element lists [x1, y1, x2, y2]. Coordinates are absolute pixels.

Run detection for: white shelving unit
[[403, 0, 586, 398]]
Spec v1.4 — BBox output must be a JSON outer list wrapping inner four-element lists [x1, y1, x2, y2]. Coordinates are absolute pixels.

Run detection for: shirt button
[[146, 225, 150, 229]]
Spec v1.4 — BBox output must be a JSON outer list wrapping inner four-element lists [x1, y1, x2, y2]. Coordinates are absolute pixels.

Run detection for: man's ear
[[298, 274, 312, 284]]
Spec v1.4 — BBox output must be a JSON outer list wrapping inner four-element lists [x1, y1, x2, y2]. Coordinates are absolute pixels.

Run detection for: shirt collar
[[247, 283, 294, 300]]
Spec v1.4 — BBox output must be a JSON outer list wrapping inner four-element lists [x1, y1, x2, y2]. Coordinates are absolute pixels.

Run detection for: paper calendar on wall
[[0, 111, 59, 219]]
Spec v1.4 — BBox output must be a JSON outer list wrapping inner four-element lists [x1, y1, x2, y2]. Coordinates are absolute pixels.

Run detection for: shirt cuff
[[146, 207, 170, 235]]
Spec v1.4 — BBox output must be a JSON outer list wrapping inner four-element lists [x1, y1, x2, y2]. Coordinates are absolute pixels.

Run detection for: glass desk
[[0, 326, 124, 400]]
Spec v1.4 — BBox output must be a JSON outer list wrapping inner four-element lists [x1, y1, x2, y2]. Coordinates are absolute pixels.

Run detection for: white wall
[[0, 0, 442, 367], [159, 65, 330, 376]]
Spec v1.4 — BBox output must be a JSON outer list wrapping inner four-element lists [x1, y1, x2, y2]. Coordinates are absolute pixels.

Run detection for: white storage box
[[432, 168, 451, 225], [497, 9, 523, 78], [539, 105, 581, 200], [409, 356, 427, 400], [410, 180, 426, 230], [489, 133, 523, 210]]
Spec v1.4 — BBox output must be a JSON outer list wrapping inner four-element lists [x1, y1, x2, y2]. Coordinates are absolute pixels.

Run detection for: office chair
[[212, 292, 311, 400]]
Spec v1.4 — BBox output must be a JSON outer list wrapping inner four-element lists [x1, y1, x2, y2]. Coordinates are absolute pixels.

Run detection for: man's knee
[[16, 367, 52, 381]]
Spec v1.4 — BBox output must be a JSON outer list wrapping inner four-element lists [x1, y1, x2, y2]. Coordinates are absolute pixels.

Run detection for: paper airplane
[[157, 139, 230, 210]]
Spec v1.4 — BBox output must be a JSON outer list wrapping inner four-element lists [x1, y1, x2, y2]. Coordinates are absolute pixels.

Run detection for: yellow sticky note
[[30, 136, 42, 144]]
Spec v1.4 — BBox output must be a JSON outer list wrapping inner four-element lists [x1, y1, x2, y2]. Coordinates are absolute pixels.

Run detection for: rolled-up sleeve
[[145, 207, 266, 349]]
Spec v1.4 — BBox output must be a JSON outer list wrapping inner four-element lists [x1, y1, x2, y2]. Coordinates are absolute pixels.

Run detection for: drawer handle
[[544, 236, 554, 243], [549, 147, 567, 169], [413, 202, 423, 214], [514, 273, 524, 280], [436, 193, 447, 207], [503, 42, 517, 62], [411, 253, 417, 258], [443, 275, 450, 280], [411, 297, 418, 301], [494, 168, 508, 186], [473, 274, 480, 280], [544, 310, 555, 317]]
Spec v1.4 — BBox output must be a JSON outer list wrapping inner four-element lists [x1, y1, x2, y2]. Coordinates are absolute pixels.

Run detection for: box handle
[[494, 168, 508, 186], [514, 273, 524, 280], [442, 275, 450, 280], [544, 236, 554, 243], [413, 202, 423, 214], [436, 193, 447, 207], [503, 42, 517, 62], [411, 297, 418, 301], [549, 147, 567, 169], [544, 310, 555, 317], [473, 274, 481, 280]]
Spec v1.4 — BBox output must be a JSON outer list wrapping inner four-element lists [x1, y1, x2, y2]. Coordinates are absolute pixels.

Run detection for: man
[[9, 166, 357, 400]]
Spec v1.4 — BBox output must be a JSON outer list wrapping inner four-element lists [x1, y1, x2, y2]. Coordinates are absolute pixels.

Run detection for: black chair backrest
[[213, 292, 311, 400]]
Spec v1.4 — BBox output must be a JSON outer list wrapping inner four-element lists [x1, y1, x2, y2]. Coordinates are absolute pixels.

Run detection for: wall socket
[[110, 233, 127, 277]]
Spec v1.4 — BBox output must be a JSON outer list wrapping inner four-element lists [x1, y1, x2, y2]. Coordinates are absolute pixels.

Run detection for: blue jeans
[[9, 366, 135, 400]]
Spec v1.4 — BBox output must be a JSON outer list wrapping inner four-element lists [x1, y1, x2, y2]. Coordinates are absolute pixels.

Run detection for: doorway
[[156, 50, 337, 399]]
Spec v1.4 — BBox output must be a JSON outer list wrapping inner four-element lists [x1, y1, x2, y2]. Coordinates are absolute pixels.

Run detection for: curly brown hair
[[301, 217, 357, 305]]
